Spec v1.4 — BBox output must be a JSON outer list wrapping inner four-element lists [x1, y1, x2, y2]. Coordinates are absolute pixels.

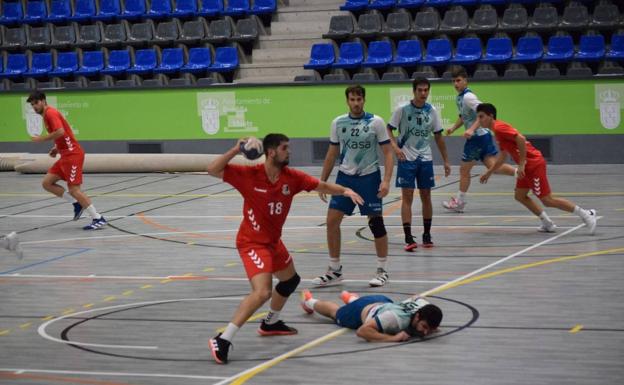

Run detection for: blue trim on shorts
[[335, 295, 393, 330], [462, 132, 498, 162], [396, 159, 435, 190], [329, 170, 382, 216]]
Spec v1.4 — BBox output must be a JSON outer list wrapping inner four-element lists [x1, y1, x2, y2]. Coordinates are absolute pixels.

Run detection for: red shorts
[[49, 152, 85, 186], [237, 240, 293, 279], [515, 160, 551, 198]]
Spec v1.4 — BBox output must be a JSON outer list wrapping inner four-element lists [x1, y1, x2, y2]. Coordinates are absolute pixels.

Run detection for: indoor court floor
[[0, 164, 623, 385]]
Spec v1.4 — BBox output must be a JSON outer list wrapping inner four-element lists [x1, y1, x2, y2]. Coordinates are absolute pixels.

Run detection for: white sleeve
[[463, 92, 482, 112], [373, 116, 390, 143], [431, 107, 443, 133], [388, 107, 402, 130], [329, 117, 339, 144]]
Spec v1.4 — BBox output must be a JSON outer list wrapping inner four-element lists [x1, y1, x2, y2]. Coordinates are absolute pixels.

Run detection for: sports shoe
[[209, 333, 232, 364], [582, 209, 597, 235], [301, 290, 314, 314], [4, 232, 24, 260], [340, 290, 359, 304], [404, 241, 418, 252], [442, 197, 465, 213], [537, 221, 557, 233], [257, 320, 298, 336], [72, 202, 84, 221], [422, 233, 434, 248], [83, 216, 107, 230], [312, 265, 343, 287], [369, 268, 388, 287]]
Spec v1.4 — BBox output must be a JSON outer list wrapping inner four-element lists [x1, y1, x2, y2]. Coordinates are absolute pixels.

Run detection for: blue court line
[[0, 248, 92, 275]]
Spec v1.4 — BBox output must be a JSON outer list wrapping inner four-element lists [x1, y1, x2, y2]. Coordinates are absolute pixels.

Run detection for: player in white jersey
[[442, 67, 515, 213], [1, 232, 23, 259], [313, 85, 394, 288], [387, 77, 451, 250], [301, 289, 442, 341]]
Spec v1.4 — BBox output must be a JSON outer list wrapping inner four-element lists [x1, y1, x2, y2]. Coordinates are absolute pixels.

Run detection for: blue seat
[[46, 0, 72, 23], [451, 0, 479, 6], [362, 40, 393, 68], [333, 42, 364, 69], [210, 46, 239, 72], [127, 48, 158, 74], [304, 43, 335, 70], [199, 0, 223, 17], [154, 47, 184, 73], [49, 51, 78, 77], [101, 49, 131, 75], [69, 0, 96, 22], [397, 0, 425, 8], [574, 34, 605, 62], [1, 1, 24, 25], [24, 0, 48, 24], [147, 0, 173, 19], [122, 0, 147, 20], [223, 0, 249, 17], [94, 0, 122, 21], [606, 34, 624, 61], [173, 0, 198, 18], [391, 39, 422, 66], [511, 36, 543, 63], [0, 53, 28, 78], [251, 0, 276, 15], [450, 37, 482, 65], [340, 0, 369, 12], [425, 0, 452, 7], [181, 47, 212, 73], [369, 0, 396, 10], [480, 37, 512, 64], [75, 50, 104, 76], [542, 35, 574, 63], [420, 38, 452, 65], [25, 52, 53, 78]]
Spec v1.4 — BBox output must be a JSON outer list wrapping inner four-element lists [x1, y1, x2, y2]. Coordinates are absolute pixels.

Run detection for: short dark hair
[[27, 90, 46, 103], [418, 304, 443, 329], [412, 77, 430, 91], [345, 85, 365, 99], [476, 103, 497, 119], [451, 67, 468, 79], [262, 133, 289, 155]]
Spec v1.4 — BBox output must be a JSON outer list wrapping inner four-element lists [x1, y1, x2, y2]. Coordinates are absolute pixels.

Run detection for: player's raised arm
[[207, 138, 245, 179]]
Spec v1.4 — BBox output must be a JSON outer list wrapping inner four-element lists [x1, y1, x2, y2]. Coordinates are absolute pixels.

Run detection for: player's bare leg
[[301, 290, 340, 319], [540, 194, 597, 234], [419, 188, 434, 247], [483, 156, 516, 176], [68, 184, 106, 229], [259, 263, 300, 335], [231, 272, 273, 327], [67, 184, 92, 209], [312, 209, 345, 286], [401, 188, 418, 251], [443, 161, 473, 212], [515, 188, 557, 232], [41, 173, 66, 198], [368, 213, 389, 286]]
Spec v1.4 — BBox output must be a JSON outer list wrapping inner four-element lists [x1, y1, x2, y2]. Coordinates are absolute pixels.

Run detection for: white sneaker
[[311, 266, 343, 287], [442, 197, 465, 213], [582, 209, 597, 235], [5, 232, 24, 259], [369, 268, 388, 287], [537, 222, 557, 233]]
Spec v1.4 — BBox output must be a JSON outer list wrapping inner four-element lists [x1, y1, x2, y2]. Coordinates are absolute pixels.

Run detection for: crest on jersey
[[598, 89, 620, 130], [342, 127, 347, 133], [282, 184, 290, 196]]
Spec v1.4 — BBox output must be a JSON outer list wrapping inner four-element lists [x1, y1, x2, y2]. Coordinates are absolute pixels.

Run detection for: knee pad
[[275, 273, 300, 297], [368, 216, 387, 238]]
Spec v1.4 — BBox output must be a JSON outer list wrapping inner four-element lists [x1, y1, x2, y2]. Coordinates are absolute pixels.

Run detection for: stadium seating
[[154, 47, 184, 74], [101, 49, 131, 75], [24, 0, 48, 25], [50, 51, 79, 77], [223, 0, 249, 17], [180, 47, 212, 74], [252, 0, 277, 16], [122, 0, 147, 20], [210, 46, 239, 72], [381, 12, 411, 37], [127, 48, 158, 74], [333, 41, 365, 69], [0, 1, 24, 25], [450, 37, 482, 65], [362, 40, 393, 68], [542, 35, 574, 62], [0, 53, 28, 78], [304, 43, 335, 70], [51, 23, 77, 49], [420, 38, 452, 66], [75, 50, 105, 76], [25, 52, 53, 77], [511, 35, 543, 63], [199, 0, 224, 18], [340, 0, 369, 12], [46, 0, 72, 23], [173, 0, 199, 19], [147, 0, 173, 20], [606, 34, 624, 61], [480, 37, 513, 64], [69, 0, 96, 23], [390, 39, 422, 66], [574, 34, 605, 62]]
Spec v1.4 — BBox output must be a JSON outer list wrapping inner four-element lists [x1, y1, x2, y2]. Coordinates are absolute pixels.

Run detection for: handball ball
[[239, 137, 263, 160]]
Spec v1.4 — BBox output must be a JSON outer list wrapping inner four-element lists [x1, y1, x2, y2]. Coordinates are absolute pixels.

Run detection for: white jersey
[[388, 101, 443, 162], [456, 88, 489, 136], [330, 112, 390, 176], [365, 297, 431, 335]]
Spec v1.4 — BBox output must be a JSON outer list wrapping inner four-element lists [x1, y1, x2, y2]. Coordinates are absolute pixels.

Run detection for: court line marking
[[215, 223, 587, 385], [0, 214, 594, 219], [0, 369, 226, 381], [0, 248, 91, 275]]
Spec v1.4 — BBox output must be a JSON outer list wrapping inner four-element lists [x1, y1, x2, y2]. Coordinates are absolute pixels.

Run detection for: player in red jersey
[[477, 103, 597, 234], [27, 91, 106, 230], [206, 133, 363, 364]]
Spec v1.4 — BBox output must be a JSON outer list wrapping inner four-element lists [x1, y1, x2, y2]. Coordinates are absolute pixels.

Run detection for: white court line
[[212, 222, 587, 385], [0, 368, 226, 381], [2, 214, 581, 219]]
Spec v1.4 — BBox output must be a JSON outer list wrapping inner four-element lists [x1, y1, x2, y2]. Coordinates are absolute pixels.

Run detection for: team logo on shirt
[[342, 127, 347, 133], [282, 184, 290, 196]]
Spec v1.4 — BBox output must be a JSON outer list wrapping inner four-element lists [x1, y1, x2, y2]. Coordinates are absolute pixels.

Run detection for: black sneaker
[[72, 202, 84, 221], [422, 233, 434, 248], [257, 320, 298, 336], [209, 333, 231, 364]]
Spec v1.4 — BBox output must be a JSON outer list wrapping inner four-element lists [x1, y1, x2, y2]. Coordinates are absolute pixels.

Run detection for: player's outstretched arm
[[315, 181, 363, 206], [31, 128, 65, 143], [207, 138, 245, 179], [480, 151, 507, 184], [356, 320, 410, 342]]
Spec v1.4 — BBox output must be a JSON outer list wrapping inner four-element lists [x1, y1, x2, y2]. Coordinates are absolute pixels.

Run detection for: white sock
[[573, 206, 589, 219], [62, 191, 76, 203], [457, 191, 467, 203], [377, 257, 388, 270], [221, 323, 239, 342], [305, 297, 318, 311], [85, 205, 102, 220], [265, 308, 280, 325], [539, 211, 552, 224], [329, 259, 341, 271]]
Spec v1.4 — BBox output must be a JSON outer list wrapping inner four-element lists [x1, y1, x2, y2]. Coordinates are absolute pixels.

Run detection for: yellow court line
[[203, 267, 215, 272], [19, 322, 32, 330], [82, 303, 94, 309], [140, 284, 153, 289], [225, 263, 238, 267], [0, 329, 10, 336], [122, 290, 134, 296], [569, 324, 584, 334], [215, 312, 269, 334], [41, 315, 54, 321], [103, 296, 116, 302]]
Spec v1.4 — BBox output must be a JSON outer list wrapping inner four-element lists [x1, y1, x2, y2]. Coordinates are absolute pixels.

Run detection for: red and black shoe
[[422, 233, 434, 248], [257, 320, 298, 336], [209, 333, 232, 364]]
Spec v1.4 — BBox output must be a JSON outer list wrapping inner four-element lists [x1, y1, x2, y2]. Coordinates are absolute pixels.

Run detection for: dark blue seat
[[340, 0, 369, 12], [210, 46, 239, 72], [333, 42, 364, 69], [480, 37, 512, 64], [25, 52, 53, 78], [542, 35, 574, 63], [480, 0, 508, 5], [50, 51, 79, 77], [574, 34, 605, 62], [121, 0, 147, 20], [94, 0, 122, 21], [173, 0, 198, 18], [199, 0, 223, 17], [425, 0, 452, 7], [24, 0, 48, 24], [304, 43, 335, 70], [154, 47, 184, 73], [606, 34, 624, 61], [0, 53, 28, 78], [101, 49, 131, 75], [420, 38, 452, 65], [450, 37, 482, 65], [1, 1, 24, 25], [69, 0, 96, 22], [45, 0, 72, 23], [223, 0, 249, 16], [75, 50, 104, 76], [391, 39, 422, 66], [180, 47, 212, 73], [147, 0, 173, 19], [363, 40, 393, 68], [511, 36, 543, 63], [451, 0, 479, 6], [397, 0, 424, 8], [369, 0, 396, 10], [127, 48, 158, 74], [251, 0, 276, 15]]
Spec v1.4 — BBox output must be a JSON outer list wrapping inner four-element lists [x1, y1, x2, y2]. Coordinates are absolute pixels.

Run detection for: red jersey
[[44, 106, 83, 156], [491, 120, 544, 167], [223, 164, 320, 244]]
